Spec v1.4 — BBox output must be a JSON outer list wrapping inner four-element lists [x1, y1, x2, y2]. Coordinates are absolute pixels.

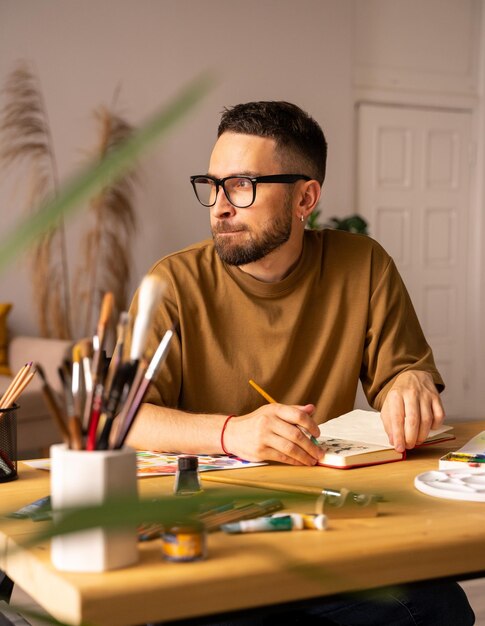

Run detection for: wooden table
[[1, 421, 484, 626]]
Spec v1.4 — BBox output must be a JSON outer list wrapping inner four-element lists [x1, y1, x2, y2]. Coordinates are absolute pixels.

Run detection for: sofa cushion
[[2, 336, 73, 457], [0, 303, 12, 376], [9, 336, 72, 396]]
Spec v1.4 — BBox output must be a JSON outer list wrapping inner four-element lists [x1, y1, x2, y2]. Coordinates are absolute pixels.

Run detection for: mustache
[[212, 222, 249, 234]]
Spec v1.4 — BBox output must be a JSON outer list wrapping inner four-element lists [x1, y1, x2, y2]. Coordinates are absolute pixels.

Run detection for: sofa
[[0, 336, 72, 459]]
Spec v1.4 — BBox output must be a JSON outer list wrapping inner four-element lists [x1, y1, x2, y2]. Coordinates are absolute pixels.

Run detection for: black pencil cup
[[0, 404, 18, 483]]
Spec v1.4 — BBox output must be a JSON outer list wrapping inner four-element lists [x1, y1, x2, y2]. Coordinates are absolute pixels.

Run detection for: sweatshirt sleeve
[[361, 256, 444, 410]]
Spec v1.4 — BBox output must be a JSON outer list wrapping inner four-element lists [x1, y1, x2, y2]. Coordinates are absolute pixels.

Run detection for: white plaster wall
[[0, 0, 354, 336]]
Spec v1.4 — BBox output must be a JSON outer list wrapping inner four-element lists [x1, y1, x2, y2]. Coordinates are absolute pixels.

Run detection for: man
[[128, 101, 444, 460], [127, 101, 474, 625]]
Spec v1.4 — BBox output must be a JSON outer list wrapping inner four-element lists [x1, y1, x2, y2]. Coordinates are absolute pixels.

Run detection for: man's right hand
[[222, 403, 325, 466]]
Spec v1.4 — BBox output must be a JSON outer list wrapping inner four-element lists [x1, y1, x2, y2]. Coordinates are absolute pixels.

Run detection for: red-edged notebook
[[316, 410, 455, 469]]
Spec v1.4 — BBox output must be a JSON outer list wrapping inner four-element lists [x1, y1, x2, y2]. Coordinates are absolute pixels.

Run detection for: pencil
[[1, 362, 33, 409], [248, 379, 321, 446], [0, 362, 31, 408], [58, 366, 83, 450], [1, 364, 36, 410]]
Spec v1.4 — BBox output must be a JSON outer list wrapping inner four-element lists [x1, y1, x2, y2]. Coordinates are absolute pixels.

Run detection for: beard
[[212, 201, 293, 266]]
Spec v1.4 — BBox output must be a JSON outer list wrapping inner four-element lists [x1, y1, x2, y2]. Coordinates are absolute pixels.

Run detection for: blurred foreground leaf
[[6, 489, 305, 548], [0, 72, 215, 271], [0, 601, 69, 626]]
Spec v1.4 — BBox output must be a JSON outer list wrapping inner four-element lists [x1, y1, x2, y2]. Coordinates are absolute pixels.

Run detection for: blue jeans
[[157, 580, 475, 625]]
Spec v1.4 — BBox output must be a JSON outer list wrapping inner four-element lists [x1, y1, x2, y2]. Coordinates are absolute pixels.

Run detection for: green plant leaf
[[3, 490, 305, 549], [0, 71, 215, 271]]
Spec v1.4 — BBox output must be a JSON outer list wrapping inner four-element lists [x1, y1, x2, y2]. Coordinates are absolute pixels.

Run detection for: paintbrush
[[130, 275, 167, 365], [71, 345, 83, 423], [201, 499, 283, 531], [101, 277, 166, 448], [101, 357, 148, 449], [114, 325, 176, 448], [58, 365, 83, 450], [78, 338, 93, 418], [35, 363, 70, 445], [82, 292, 114, 431], [104, 311, 131, 397], [95, 312, 134, 450]]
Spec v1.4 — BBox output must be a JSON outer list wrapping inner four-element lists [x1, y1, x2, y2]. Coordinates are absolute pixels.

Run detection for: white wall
[[0, 0, 354, 336], [352, 0, 484, 417]]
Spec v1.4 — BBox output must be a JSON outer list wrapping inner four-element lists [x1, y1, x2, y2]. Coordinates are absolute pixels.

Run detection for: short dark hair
[[217, 101, 327, 184]]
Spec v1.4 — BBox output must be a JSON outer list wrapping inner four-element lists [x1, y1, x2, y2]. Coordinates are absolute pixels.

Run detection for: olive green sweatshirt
[[131, 229, 443, 424]]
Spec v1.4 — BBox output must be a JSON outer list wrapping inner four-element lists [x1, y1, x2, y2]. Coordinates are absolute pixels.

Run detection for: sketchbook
[[316, 410, 455, 469]]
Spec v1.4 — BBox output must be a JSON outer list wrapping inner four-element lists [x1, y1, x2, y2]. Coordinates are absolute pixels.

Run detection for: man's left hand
[[380, 370, 445, 452]]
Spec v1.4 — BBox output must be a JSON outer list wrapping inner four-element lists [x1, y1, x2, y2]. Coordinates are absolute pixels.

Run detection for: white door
[[357, 104, 473, 418]]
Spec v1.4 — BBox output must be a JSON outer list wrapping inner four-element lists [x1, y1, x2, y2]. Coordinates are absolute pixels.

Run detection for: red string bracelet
[[221, 414, 236, 455]]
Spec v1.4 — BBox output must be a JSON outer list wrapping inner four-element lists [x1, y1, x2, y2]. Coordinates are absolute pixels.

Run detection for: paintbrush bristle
[[117, 311, 130, 339], [137, 275, 167, 312], [78, 338, 93, 360], [72, 344, 82, 363], [130, 275, 167, 361]]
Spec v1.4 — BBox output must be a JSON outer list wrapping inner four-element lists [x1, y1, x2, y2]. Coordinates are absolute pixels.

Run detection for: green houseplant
[[307, 208, 369, 235]]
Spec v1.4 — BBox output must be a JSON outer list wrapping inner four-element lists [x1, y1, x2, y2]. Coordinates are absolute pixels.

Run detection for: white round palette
[[414, 468, 485, 502]]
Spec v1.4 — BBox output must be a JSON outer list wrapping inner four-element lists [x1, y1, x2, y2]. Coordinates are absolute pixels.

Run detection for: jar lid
[[165, 520, 204, 534], [178, 455, 198, 471]]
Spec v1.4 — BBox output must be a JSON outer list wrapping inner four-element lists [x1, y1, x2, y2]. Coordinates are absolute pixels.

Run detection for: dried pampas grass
[[74, 105, 137, 337], [0, 61, 72, 338], [0, 62, 138, 340]]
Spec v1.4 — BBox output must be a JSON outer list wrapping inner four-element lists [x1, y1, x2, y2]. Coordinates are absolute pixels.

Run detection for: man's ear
[[297, 180, 322, 220]]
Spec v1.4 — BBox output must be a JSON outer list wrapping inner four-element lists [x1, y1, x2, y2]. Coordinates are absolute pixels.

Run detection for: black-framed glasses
[[190, 174, 311, 209]]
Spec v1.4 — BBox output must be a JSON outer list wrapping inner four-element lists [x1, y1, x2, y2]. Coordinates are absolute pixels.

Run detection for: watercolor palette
[[414, 469, 485, 502]]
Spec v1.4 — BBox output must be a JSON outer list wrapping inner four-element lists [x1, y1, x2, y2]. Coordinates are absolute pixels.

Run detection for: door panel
[[357, 104, 472, 417]]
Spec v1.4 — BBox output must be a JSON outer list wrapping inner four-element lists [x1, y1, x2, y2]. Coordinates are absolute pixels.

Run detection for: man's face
[[208, 132, 296, 266]]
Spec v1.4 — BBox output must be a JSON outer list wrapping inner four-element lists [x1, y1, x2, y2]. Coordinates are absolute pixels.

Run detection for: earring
[[299, 215, 305, 222]]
